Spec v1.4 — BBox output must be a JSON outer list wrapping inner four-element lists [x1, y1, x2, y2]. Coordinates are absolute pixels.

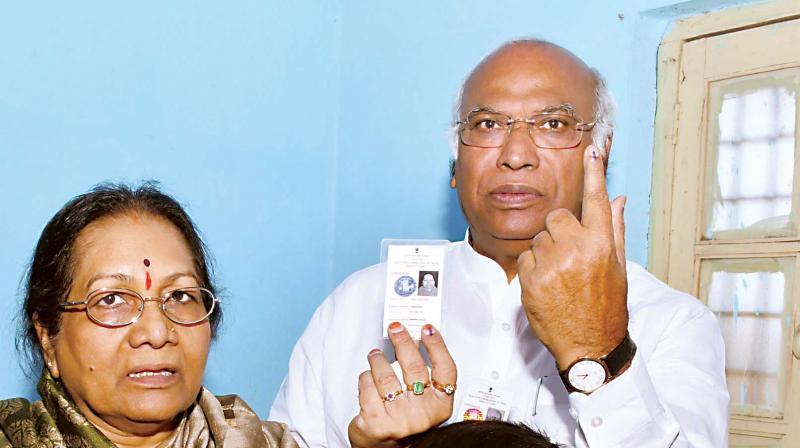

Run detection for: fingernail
[[388, 322, 404, 334], [368, 348, 382, 357], [591, 148, 598, 160], [422, 324, 436, 336]]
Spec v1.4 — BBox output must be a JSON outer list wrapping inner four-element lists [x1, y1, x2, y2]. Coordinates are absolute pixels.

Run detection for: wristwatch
[[559, 332, 637, 394]]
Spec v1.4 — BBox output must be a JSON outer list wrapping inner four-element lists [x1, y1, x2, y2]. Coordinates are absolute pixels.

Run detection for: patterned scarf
[[0, 370, 296, 448]]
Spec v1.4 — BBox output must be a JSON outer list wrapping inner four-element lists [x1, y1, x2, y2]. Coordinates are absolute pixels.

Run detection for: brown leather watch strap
[[604, 332, 637, 378]]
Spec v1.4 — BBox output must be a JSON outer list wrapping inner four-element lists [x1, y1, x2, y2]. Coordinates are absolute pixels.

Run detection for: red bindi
[[143, 259, 152, 290]]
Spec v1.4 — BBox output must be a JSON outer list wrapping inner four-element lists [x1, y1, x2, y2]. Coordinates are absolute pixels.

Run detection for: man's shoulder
[[626, 260, 710, 320], [332, 262, 386, 295]]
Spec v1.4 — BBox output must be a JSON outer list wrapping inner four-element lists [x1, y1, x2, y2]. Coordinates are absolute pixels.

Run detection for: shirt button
[[591, 416, 603, 427], [569, 408, 578, 419], [501, 322, 512, 331], [490, 370, 500, 380]]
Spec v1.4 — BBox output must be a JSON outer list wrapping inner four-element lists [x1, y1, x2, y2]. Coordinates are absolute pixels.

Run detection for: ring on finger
[[382, 389, 404, 402], [406, 381, 430, 395], [431, 379, 457, 396]]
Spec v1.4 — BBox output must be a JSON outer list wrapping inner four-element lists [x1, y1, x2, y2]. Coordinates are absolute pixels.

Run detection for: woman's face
[[39, 213, 211, 436]]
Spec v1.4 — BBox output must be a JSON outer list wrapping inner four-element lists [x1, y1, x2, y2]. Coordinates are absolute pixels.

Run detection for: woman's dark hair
[[400, 420, 562, 448], [17, 182, 222, 374]]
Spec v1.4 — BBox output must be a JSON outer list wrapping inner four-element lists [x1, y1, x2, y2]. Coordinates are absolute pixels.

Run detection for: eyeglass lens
[[460, 112, 584, 149], [85, 288, 214, 326]]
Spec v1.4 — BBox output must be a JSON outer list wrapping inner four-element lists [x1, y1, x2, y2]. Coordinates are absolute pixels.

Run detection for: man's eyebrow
[[86, 273, 135, 289], [539, 103, 577, 115], [466, 105, 501, 115], [465, 103, 578, 117]]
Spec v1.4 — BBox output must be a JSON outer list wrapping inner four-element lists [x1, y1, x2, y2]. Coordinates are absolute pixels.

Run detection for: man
[[270, 39, 729, 447]]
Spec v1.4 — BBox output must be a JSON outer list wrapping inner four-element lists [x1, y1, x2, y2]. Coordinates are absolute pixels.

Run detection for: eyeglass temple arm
[[58, 300, 88, 307]]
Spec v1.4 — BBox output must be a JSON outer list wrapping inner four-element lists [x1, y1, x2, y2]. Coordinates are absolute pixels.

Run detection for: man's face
[[452, 44, 599, 250]]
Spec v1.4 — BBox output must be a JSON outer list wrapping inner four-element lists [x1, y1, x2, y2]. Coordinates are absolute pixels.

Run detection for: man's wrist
[[559, 332, 637, 394], [553, 331, 628, 371]]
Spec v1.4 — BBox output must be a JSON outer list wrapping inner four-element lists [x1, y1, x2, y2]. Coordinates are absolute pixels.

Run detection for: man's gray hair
[[449, 39, 616, 160]]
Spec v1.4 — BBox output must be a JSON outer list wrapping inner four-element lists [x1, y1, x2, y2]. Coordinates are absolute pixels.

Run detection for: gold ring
[[431, 379, 457, 396], [382, 389, 404, 402], [406, 381, 430, 395]]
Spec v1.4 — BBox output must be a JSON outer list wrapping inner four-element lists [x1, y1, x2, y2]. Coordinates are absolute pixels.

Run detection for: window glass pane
[[702, 69, 799, 240], [698, 257, 795, 418]]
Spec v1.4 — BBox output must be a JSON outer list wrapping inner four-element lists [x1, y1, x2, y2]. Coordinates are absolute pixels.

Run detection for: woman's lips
[[126, 364, 178, 388], [489, 184, 543, 207]]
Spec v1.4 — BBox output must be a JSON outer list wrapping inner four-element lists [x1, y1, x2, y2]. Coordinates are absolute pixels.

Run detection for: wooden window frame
[[648, 0, 800, 284]]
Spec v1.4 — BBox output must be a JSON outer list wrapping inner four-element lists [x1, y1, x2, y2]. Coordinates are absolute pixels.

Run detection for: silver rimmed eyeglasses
[[457, 109, 595, 149], [58, 287, 219, 327]]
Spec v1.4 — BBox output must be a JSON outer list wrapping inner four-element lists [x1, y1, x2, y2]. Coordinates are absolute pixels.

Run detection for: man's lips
[[489, 184, 544, 206]]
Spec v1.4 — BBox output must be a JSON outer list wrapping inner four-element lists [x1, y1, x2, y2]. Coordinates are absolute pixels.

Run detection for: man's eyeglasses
[[58, 287, 218, 327], [457, 109, 595, 149]]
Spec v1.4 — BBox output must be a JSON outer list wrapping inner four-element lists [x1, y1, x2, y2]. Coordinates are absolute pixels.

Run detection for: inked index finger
[[580, 144, 612, 233], [420, 325, 456, 395]]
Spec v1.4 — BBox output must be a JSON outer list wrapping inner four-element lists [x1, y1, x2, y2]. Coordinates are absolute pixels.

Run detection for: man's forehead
[[460, 42, 596, 116], [462, 84, 593, 119], [469, 41, 592, 81]]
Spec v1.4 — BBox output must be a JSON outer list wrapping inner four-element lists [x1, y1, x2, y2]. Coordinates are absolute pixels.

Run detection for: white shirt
[[270, 239, 729, 447]]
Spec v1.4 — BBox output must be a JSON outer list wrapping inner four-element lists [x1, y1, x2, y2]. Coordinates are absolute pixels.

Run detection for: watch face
[[568, 360, 607, 393]]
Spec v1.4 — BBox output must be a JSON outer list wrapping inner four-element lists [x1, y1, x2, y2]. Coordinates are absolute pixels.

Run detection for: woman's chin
[[114, 391, 195, 427]]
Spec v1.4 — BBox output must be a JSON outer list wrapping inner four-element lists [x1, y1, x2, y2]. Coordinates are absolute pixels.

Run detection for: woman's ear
[[34, 316, 60, 378]]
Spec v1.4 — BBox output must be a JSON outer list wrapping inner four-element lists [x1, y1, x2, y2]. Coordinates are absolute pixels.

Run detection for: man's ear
[[449, 158, 457, 189], [34, 316, 60, 378], [603, 134, 613, 170]]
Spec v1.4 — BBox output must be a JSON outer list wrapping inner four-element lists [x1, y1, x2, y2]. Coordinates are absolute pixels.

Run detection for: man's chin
[[487, 227, 542, 242]]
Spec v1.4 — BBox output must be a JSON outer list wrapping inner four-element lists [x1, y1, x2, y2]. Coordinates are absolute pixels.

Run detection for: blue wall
[[0, 1, 341, 415], [1, 0, 760, 417]]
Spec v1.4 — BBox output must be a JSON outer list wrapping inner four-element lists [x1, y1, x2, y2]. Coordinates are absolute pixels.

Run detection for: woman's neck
[[80, 405, 180, 448]]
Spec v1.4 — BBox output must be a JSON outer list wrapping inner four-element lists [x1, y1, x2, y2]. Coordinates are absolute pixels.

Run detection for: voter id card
[[381, 239, 448, 339], [456, 381, 513, 422]]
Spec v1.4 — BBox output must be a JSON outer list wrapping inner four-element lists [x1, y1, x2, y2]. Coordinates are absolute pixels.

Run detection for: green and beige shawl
[[0, 370, 297, 448]]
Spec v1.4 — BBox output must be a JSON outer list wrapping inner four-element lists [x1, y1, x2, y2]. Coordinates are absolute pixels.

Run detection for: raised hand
[[517, 144, 629, 371], [348, 323, 457, 448]]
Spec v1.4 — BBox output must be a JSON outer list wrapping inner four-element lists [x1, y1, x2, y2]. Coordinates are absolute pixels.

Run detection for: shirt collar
[[455, 229, 518, 295]]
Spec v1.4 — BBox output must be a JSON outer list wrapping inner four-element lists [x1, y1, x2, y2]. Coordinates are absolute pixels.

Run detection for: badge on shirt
[[381, 239, 448, 339], [456, 381, 513, 422]]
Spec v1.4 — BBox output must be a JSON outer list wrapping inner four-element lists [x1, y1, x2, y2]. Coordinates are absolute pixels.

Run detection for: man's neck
[[468, 231, 530, 283]]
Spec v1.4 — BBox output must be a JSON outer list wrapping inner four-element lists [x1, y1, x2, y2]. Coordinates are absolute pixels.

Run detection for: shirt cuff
[[567, 351, 674, 446]]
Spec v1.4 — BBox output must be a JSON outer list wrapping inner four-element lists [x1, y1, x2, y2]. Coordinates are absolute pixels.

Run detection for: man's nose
[[497, 122, 540, 170]]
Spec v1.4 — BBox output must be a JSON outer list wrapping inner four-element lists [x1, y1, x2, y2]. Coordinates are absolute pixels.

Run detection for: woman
[[1, 183, 456, 447]]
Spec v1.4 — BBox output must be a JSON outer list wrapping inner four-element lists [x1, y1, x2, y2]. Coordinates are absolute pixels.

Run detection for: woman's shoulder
[[260, 420, 299, 448], [0, 398, 34, 447], [206, 392, 299, 447]]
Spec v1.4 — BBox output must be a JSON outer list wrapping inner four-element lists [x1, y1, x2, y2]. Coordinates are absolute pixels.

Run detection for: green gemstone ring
[[407, 381, 429, 395]]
